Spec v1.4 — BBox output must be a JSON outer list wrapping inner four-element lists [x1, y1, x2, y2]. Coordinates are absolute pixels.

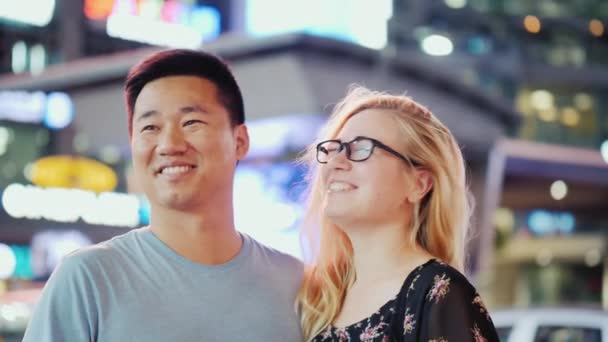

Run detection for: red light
[[84, 0, 115, 20], [161, 0, 185, 23]]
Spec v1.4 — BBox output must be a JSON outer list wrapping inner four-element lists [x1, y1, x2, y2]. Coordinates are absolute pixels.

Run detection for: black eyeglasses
[[316, 136, 421, 166]]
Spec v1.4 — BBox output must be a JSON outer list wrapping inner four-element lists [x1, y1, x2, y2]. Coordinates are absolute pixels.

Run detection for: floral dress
[[313, 259, 500, 342]]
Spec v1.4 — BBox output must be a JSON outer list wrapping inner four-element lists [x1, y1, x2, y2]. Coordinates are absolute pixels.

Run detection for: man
[[23, 49, 304, 341]]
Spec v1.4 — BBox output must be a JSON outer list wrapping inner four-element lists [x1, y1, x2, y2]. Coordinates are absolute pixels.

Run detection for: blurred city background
[[0, 0, 607, 340]]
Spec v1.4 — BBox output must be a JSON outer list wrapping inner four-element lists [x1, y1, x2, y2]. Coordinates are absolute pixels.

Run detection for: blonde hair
[[296, 85, 474, 340]]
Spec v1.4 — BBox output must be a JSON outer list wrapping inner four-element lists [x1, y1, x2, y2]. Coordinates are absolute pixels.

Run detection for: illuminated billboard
[[0, 0, 55, 27], [84, 0, 221, 48]]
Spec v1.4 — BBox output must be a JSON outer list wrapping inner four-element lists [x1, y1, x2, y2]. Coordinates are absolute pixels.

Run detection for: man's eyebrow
[[179, 105, 209, 114], [135, 105, 209, 122], [135, 110, 157, 122]]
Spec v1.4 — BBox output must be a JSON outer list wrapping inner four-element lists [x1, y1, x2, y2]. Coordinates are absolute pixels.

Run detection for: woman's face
[[320, 109, 426, 229]]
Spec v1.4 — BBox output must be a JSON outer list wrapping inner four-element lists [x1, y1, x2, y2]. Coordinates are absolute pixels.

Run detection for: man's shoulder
[[60, 228, 147, 271], [247, 235, 302, 260], [58, 242, 117, 276], [245, 235, 304, 271]]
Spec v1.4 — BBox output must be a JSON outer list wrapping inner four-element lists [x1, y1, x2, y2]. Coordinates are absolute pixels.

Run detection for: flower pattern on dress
[[472, 294, 491, 321], [408, 274, 421, 294], [320, 326, 334, 340], [311, 260, 499, 342], [472, 323, 488, 342], [359, 321, 388, 341], [336, 327, 351, 341], [427, 273, 451, 303], [403, 307, 416, 335]]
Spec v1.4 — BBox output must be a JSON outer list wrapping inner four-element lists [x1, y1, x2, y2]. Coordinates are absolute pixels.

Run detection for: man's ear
[[234, 124, 249, 161], [408, 169, 433, 204]]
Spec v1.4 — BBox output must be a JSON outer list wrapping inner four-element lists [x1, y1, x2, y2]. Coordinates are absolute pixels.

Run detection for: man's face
[[130, 76, 248, 212]]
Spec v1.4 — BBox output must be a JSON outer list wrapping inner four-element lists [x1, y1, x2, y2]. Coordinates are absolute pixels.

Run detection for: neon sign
[[245, 0, 393, 49], [84, 0, 221, 48], [1, 183, 141, 227], [0, 91, 73, 129], [84, 0, 116, 20], [0, 0, 55, 27]]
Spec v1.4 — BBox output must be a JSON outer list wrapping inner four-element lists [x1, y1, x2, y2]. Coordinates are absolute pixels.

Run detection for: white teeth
[[161, 166, 191, 175], [328, 182, 355, 192]]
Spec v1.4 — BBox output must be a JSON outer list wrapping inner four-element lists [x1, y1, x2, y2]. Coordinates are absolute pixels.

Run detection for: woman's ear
[[408, 169, 433, 204]]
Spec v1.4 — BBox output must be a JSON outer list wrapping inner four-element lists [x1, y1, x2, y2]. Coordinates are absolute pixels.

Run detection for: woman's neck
[[346, 221, 433, 285]]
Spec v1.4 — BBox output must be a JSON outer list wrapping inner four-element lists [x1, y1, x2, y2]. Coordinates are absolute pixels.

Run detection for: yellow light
[[589, 19, 605, 37], [536, 249, 552, 267], [515, 90, 533, 114], [574, 93, 593, 111], [561, 107, 580, 127], [444, 0, 467, 9], [538, 108, 557, 122], [494, 208, 514, 233], [524, 15, 541, 34], [30, 156, 118, 193], [530, 89, 554, 110], [585, 249, 602, 267], [23, 163, 33, 181]]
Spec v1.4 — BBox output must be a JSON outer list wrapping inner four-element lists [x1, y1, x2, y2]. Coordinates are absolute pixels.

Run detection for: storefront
[[480, 138, 608, 308]]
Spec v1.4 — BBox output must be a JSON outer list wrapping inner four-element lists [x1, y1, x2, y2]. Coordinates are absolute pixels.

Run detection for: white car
[[492, 308, 608, 342]]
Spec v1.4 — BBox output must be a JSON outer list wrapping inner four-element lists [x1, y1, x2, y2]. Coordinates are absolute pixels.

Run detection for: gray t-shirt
[[23, 227, 304, 342]]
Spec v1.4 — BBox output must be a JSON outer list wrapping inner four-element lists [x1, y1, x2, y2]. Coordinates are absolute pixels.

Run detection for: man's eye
[[183, 120, 202, 126], [141, 125, 157, 131]]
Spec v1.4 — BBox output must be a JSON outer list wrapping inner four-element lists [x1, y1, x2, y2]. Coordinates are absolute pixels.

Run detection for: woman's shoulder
[[416, 259, 473, 284], [410, 261, 499, 340], [401, 259, 479, 301]]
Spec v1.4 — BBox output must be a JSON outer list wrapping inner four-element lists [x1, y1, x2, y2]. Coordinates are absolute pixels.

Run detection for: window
[[535, 325, 601, 342]]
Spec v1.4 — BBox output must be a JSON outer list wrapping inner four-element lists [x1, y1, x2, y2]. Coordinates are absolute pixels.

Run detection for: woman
[[296, 86, 499, 342]]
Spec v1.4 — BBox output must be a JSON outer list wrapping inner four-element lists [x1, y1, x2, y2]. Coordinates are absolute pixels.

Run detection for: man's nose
[[157, 126, 187, 155]]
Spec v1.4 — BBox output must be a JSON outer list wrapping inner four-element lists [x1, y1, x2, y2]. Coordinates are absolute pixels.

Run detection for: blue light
[[528, 210, 553, 235], [190, 6, 221, 42], [43, 92, 73, 130], [233, 163, 305, 259], [138, 195, 150, 225], [137, 194, 150, 226], [10, 245, 33, 279], [528, 210, 576, 236], [467, 36, 491, 55], [556, 213, 575, 234]]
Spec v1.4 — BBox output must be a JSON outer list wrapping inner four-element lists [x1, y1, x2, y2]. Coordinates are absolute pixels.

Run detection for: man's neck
[[149, 205, 242, 265]]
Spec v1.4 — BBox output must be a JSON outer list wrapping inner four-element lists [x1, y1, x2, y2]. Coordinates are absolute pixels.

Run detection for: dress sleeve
[[417, 271, 500, 342], [22, 252, 98, 342]]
